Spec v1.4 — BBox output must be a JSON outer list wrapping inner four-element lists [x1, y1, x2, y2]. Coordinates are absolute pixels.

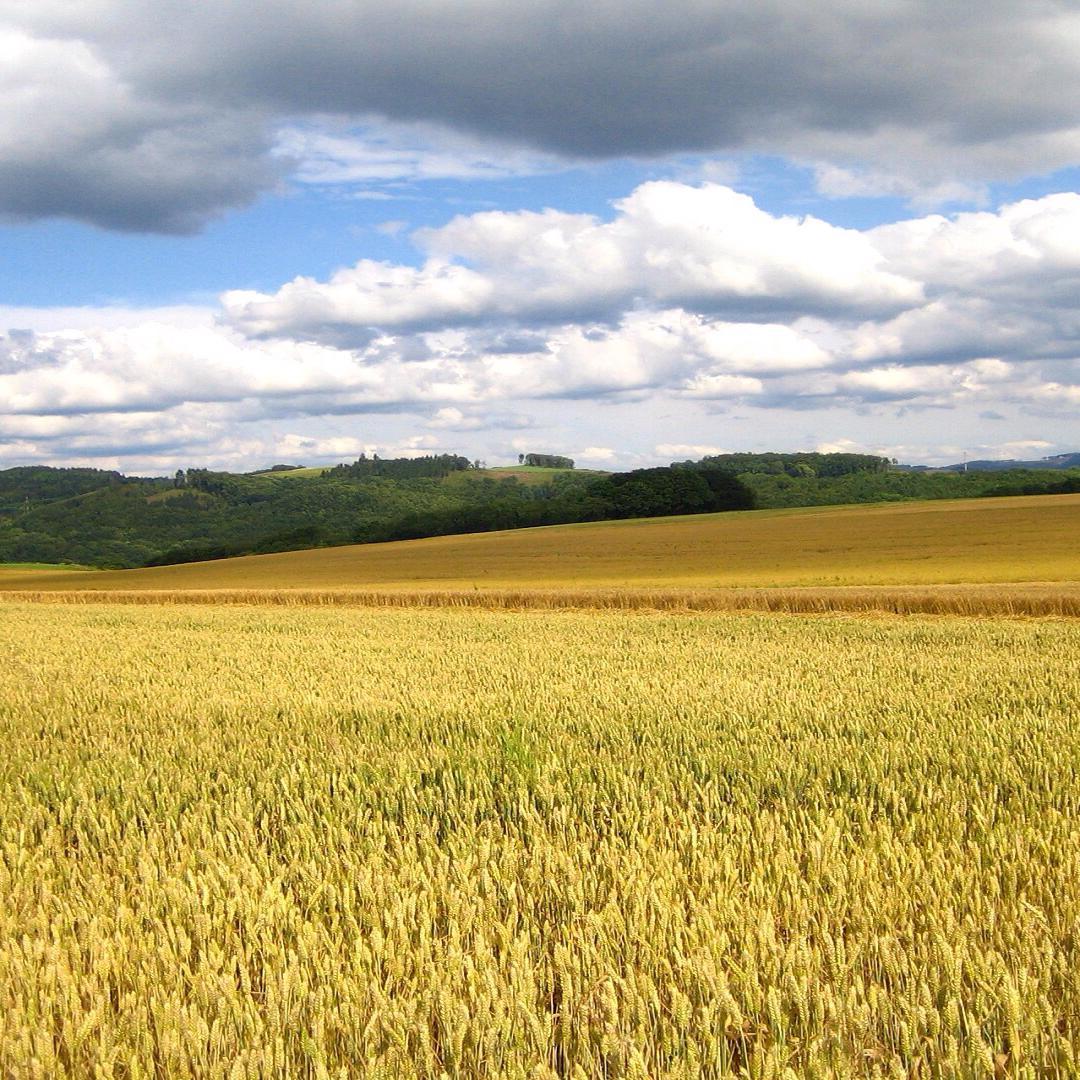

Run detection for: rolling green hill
[[4, 493, 1078, 596], [2, 454, 1077, 571], [0, 458, 750, 568]]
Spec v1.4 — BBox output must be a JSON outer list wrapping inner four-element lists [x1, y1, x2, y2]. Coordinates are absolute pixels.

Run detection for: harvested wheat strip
[[3, 582, 1080, 616]]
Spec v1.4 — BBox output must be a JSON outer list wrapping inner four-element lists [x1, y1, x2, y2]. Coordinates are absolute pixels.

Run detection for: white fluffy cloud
[[871, 194, 1080, 294], [224, 182, 923, 341], [656, 443, 733, 460], [217, 181, 1080, 413], [576, 447, 617, 464], [3, 182, 1080, 469], [424, 407, 534, 432], [270, 432, 452, 461]]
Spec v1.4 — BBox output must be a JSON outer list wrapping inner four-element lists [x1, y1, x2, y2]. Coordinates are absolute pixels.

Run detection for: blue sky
[[15, 159, 1080, 311], [2, 2, 1079, 473]]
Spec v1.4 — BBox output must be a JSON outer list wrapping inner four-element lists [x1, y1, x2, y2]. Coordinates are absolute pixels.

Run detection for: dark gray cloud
[[0, 121, 279, 234], [103, 1, 1080, 156], [5, 1, 1080, 230]]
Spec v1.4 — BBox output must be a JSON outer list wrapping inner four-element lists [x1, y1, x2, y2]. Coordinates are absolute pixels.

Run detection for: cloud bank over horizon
[[1, 2, 1078, 470], [2, 182, 1078, 472]]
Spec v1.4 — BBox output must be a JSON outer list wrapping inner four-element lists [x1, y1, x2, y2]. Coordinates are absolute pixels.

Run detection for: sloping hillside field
[[2, 494, 1079, 611]]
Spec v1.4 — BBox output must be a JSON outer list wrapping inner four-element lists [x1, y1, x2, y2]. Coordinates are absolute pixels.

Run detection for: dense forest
[[673, 451, 1080, 508], [730, 466, 1080, 509], [0, 458, 754, 568], [0, 452, 1077, 569], [0, 467, 124, 510]]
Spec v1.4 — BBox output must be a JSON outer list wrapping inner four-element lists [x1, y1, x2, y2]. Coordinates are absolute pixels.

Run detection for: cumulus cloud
[[223, 182, 923, 341], [270, 432, 453, 461], [870, 194, 1080, 302], [425, 407, 484, 431], [215, 181, 1080, 415], [424, 407, 535, 432], [656, 444, 733, 459], [223, 261, 497, 346], [577, 447, 617, 464], [3, 183, 1080, 468], [7, 2, 1080, 229]]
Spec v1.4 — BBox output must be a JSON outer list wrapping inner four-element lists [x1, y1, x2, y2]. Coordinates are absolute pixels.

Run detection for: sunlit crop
[[1, 602, 1079, 1077]]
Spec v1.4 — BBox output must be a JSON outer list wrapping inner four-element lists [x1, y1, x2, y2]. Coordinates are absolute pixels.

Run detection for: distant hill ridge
[[932, 452, 1080, 472], [1, 451, 1078, 570]]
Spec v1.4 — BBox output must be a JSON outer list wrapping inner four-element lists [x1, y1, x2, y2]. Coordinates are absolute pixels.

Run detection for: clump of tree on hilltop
[[518, 453, 575, 469], [675, 451, 891, 477], [325, 453, 474, 480], [0, 466, 124, 510]]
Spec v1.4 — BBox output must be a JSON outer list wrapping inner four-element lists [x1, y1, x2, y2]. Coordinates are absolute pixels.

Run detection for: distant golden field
[[3, 493, 1079, 599], [2, 602, 1080, 1077]]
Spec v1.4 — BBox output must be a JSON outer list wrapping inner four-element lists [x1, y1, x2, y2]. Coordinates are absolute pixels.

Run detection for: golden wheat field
[[2, 600, 1080, 1078]]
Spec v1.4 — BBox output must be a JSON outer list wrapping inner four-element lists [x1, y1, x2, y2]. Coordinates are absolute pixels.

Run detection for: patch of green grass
[[248, 466, 333, 479], [488, 465, 574, 476]]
